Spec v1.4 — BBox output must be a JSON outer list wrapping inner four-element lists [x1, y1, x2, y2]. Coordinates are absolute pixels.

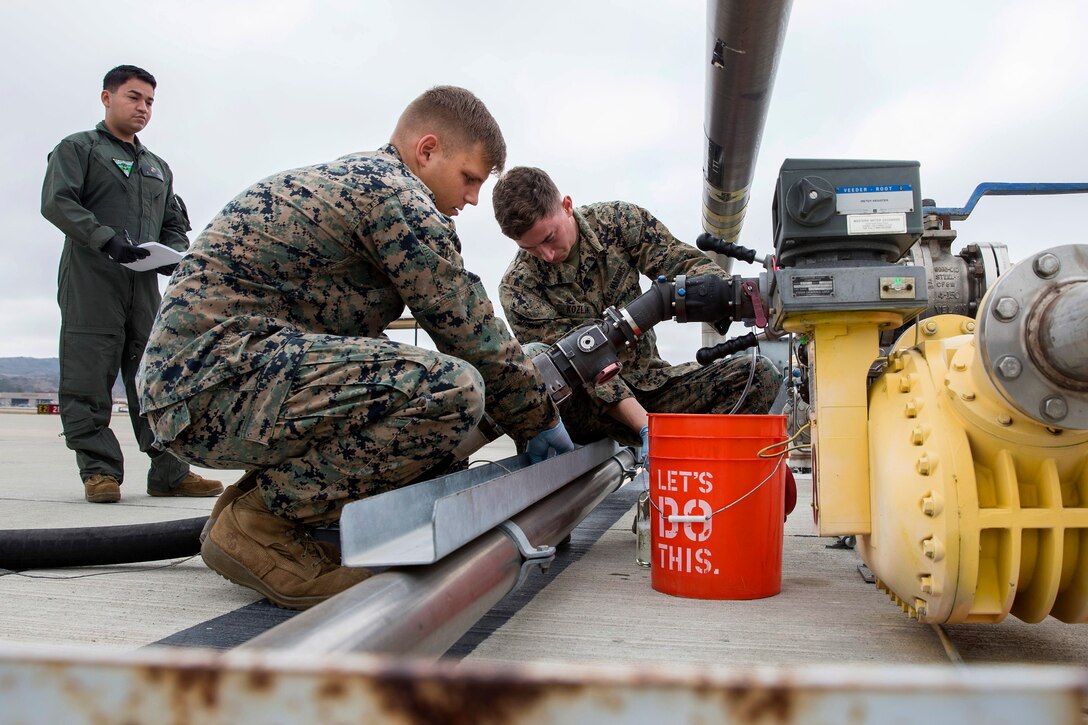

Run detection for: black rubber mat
[[445, 476, 642, 659], [152, 599, 297, 650], [153, 476, 642, 651]]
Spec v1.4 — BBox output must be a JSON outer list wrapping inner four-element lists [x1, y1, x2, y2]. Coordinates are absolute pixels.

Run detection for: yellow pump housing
[[792, 245, 1088, 623], [864, 316, 1088, 623]]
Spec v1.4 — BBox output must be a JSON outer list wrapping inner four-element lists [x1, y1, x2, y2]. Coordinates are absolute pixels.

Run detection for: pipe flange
[[977, 245, 1088, 429]]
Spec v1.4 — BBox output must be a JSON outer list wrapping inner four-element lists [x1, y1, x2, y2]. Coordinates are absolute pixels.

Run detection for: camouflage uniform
[[500, 202, 779, 448], [138, 145, 554, 524]]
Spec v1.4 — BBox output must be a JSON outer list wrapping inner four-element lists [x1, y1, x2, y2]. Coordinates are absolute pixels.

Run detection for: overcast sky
[[3, 0, 1086, 363]]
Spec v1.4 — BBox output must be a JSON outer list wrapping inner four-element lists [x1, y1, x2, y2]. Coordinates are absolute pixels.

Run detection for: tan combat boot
[[198, 473, 341, 561], [199, 471, 258, 544], [84, 474, 121, 503], [201, 488, 370, 609], [149, 472, 225, 498]]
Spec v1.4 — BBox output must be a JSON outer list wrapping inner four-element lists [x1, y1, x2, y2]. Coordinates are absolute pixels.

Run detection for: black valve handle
[[695, 331, 760, 366], [695, 232, 759, 265]]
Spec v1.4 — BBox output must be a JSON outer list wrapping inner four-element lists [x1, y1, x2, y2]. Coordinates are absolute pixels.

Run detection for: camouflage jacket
[[139, 144, 553, 443], [499, 201, 725, 406]]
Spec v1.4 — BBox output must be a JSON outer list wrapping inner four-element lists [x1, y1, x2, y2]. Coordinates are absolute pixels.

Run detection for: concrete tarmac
[[0, 410, 253, 649], [2, 410, 1087, 670]]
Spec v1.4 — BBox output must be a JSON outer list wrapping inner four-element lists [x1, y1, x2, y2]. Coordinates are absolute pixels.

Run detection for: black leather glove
[[102, 232, 150, 264], [156, 263, 178, 276]]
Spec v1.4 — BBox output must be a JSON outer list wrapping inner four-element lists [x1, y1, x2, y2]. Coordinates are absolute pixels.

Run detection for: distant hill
[[0, 357, 123, 398], [0, 357, 59, 393]]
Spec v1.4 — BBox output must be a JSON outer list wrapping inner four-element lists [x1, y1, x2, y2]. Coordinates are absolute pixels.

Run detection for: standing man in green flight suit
[[494, 166, 782, 459], [41, 65, 223, 504]]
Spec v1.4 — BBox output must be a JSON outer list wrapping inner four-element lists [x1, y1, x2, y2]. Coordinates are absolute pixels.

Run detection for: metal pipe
[[702, 0, 793, 244], [976, 245, 1088, 429], [240, 448, 636, 658], [1037, 282, 1088, 383]]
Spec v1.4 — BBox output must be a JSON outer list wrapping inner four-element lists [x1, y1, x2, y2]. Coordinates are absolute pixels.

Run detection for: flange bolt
[[993, 297, 1020, 321], [1041, 396, 1069, 422], [1034, 253, 1061, 279], [995, 355, 1023, 380]]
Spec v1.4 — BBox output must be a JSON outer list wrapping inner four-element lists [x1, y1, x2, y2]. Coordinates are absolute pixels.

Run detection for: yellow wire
[[757, 421, 811, 459]]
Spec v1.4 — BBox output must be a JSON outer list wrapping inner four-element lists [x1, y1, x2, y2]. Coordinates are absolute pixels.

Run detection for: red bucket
[[648, 413, 787, 600]]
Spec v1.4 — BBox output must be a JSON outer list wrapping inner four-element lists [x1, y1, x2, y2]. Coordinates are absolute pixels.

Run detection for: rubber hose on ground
[[0, 517, 206, 570]]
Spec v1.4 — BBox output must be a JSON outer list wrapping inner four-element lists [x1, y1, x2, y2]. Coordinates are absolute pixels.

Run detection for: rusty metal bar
[[1, 645, 1084, 724], [239, 446, 636, 658]]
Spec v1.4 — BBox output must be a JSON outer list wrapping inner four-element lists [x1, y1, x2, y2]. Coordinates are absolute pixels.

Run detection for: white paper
[[121, 242, 186, 272]]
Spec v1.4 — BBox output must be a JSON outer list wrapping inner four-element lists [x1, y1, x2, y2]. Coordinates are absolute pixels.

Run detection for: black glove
[[102, 232, 150, 264], [156, 263, 178, 276]]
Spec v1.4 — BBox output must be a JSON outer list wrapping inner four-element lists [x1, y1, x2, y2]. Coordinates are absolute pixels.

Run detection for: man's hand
[[638, 424, 649, 465], [103, 232, 150, 264], [156, 263, 178, 276], [526, 419, 575, 463]]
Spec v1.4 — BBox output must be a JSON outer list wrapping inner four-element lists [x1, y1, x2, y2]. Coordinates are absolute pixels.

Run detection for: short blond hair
[[393, 86, 506, 174]]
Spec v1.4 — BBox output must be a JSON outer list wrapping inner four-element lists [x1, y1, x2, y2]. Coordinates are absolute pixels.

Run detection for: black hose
[[0, 517, 206, 570], [617, 278, 672, 338]]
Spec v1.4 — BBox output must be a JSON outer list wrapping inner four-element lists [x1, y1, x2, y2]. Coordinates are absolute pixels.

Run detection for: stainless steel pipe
[[702, 0, 793, 244], [239, 448, 636, 658], [1036, 281, 1088, 383]]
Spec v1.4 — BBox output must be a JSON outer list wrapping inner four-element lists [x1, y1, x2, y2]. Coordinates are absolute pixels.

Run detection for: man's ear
[[561, 195, 574, 215], [101, 89, 111, 110], [415, 134, 440, 169]]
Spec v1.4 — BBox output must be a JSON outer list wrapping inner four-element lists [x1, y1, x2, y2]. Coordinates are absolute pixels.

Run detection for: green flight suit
[[500, 202, 781, 447], [41, 121, 190, 492]]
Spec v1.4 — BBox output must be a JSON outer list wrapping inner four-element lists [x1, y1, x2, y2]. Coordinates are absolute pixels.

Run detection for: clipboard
[[121, 242, 186, 272]]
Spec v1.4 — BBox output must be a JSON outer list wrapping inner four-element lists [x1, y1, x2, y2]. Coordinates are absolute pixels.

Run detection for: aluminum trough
[[339, 440, 621, 567]]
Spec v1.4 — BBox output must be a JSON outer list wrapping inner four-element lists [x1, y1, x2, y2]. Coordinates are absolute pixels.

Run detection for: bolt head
[[1034, 253, 1061, 279], [993, 296, 1020, 321], [923, 320, 938, 335], [995, 355, 1023, 380], [1042, 396, 1069, 421]]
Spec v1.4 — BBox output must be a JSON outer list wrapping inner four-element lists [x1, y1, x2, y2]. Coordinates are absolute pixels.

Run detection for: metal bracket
[[499, 520, 556, 560], [498, 520, 556, 590], [614, 449, 640, 483]]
